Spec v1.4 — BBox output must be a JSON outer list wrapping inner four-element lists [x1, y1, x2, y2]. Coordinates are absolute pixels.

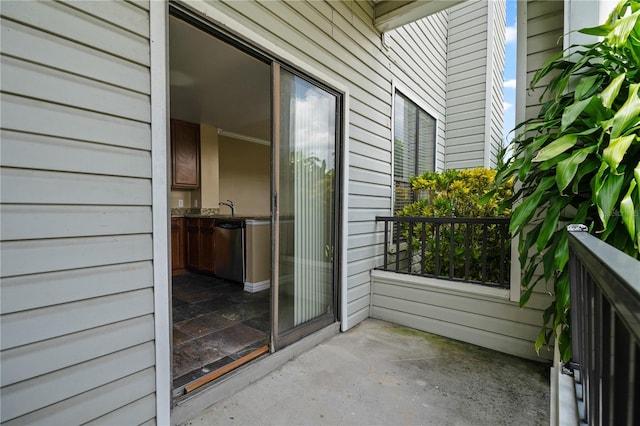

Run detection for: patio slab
[[183, 318, 550, 425]]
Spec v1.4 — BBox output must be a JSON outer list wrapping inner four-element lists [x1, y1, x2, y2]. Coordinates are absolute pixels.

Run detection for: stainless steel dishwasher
[[214, 219, 245, 283]]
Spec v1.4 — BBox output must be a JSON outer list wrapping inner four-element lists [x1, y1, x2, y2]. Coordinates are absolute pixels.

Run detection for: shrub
[[394, 168, 513, 284]]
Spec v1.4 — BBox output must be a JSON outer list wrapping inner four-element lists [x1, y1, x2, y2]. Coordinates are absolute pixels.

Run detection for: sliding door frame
[[169, 1, 346, 355], [271, 62, 344, 351]]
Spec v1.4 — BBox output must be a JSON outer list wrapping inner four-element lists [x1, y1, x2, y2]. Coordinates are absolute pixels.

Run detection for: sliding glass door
[[272, 64, 340, 349]]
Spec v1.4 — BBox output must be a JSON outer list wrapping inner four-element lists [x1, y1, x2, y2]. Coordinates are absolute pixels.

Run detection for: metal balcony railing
[[375, 216, 511, 288], [567, 225, 640, 425]]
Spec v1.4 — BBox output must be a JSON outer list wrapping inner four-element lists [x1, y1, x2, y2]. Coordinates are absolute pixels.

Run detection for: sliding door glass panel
[[276, 68, 337, 338]]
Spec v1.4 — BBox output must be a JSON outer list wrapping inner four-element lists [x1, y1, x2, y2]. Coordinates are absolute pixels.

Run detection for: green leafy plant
[[491, 0, 640, 361], [396, 169, 513, 283]]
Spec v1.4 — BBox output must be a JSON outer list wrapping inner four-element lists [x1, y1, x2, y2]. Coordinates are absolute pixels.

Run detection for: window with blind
[[393, 91, 436, 213]]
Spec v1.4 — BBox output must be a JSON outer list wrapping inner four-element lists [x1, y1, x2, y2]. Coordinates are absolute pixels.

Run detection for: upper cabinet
[[171, 119, 200, 189]]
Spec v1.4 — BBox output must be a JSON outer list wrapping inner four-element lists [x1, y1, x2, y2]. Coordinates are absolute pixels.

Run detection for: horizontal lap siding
[[370, 271, 554, 361], [445, 0, 489, 169], [378, 12, 449, 324], [388, 13, 449, 172], [0, 1, 155, 424], [526, 0, 564, 121]]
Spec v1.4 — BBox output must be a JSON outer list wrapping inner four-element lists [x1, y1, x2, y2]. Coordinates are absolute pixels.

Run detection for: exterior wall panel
[[371, 271, 554, 362], [445, 0, 505, 169], [0, 1, 155, 423], [525, 0, 564, 121]]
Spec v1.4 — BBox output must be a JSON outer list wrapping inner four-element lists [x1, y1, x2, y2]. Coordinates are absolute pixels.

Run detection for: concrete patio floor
[[184, 319, 550, 425]]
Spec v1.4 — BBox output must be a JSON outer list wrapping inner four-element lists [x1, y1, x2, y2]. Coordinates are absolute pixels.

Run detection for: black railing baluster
[[374, 216, 511, 288], [383, 219, 389, 271], [464, 223, 471, 281], [395, 218, 400, 272], [481, 223, 488, 283], [449, 221, 455, 279], [499, 223, 507, 287], [435, 223, 440, 276], [420, 223, 426, 275], [408, 222, 413, 274]]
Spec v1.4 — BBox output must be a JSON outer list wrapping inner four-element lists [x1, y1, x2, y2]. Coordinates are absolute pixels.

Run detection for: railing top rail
[[568, 227, 640, 339], [376, 216, 511, 224]]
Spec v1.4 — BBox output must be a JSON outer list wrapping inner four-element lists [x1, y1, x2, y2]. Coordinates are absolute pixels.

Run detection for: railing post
[[567, 224, 587, 369], [383, 219, 389, 271]]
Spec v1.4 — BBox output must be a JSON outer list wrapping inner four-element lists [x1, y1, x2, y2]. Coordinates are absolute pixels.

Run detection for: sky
[[503, 0, 517, 145]]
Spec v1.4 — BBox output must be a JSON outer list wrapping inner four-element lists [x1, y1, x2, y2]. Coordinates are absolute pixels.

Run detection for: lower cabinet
[[185, 218, 215, 274], [171, 217, 186, 275], [199, 219, 215, 274], [186, 218, 200, 271]]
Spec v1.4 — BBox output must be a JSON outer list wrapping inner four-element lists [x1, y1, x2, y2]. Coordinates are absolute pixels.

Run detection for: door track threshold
[[180, 345, 270, 395]]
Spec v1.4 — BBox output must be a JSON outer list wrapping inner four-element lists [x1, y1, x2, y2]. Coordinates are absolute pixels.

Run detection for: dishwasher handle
[[214, 220, 245, 229]]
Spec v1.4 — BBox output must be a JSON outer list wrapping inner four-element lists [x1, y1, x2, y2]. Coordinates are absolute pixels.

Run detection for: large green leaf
[[558, 327, 572, 361], [542, 240, 557, 281], [509, 177, 556, 233], [621, 180, 637, 241], [537, 197, 572, 251], [595, 171, 626, 228], [555, 271, 571, 318], [599, 73, 626, 108], [580, 24, 614, 37], [574, 76, 600, 100], [603, 134, 636, 171], [533, 134, 579, 162], [520, 285, 535, 308], [607, 10, 640, 46], [540, 152, 570, 171], [556, 146, 597, 192], [572, 157, 600, 194], [561, 97, 594, 131], [608, 83, 640, 138], [519, 225, 541, 268], [554, 230, 569, 272]]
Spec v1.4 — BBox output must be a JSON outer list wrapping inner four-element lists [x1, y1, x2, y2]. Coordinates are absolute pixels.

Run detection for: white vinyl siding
[[0, 1, 155, 424], [388, 13, 449, 172], [445, 0, 505, 169], [370, 271, 554, 361], [525, 0, 564, 121]]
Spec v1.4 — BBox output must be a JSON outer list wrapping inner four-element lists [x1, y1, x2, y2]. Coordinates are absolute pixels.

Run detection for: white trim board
[[150, 0, 171, 423], [243, 280, 270, 293]]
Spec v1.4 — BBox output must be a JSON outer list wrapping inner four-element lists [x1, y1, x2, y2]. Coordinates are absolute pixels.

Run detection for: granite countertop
[[171, 208, 270, 221]]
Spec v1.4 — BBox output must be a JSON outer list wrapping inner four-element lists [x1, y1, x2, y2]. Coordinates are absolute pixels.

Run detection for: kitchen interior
[[168, 14, 273, 396]]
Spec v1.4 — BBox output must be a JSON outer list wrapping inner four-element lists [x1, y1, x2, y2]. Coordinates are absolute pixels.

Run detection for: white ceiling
[[169, 16, 271, 141]]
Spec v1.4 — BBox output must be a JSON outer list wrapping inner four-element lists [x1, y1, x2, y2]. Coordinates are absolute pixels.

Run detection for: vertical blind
[[279, 70, 336, 330], [393, 92, 436, 213]]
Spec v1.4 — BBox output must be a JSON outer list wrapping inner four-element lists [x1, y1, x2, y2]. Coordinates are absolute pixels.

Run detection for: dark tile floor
[[172, 273, 270, 395]]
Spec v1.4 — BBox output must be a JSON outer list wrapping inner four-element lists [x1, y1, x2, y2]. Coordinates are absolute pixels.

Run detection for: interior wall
[[218, 135, 270, 216], [170, 189, 193, 208], [199, 123, 220, 209]]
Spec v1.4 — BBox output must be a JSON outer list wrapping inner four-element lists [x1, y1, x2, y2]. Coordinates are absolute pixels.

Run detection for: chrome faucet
[[219, 200, 235, 216]]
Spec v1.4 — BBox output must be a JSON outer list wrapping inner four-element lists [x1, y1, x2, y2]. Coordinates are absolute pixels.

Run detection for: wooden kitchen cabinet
[[199, 218, 215, 274], [171, 119, 200, 189], [171, 217, 186, 275], [185, 218, 215, 274], [186, 218, 200, 271]]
